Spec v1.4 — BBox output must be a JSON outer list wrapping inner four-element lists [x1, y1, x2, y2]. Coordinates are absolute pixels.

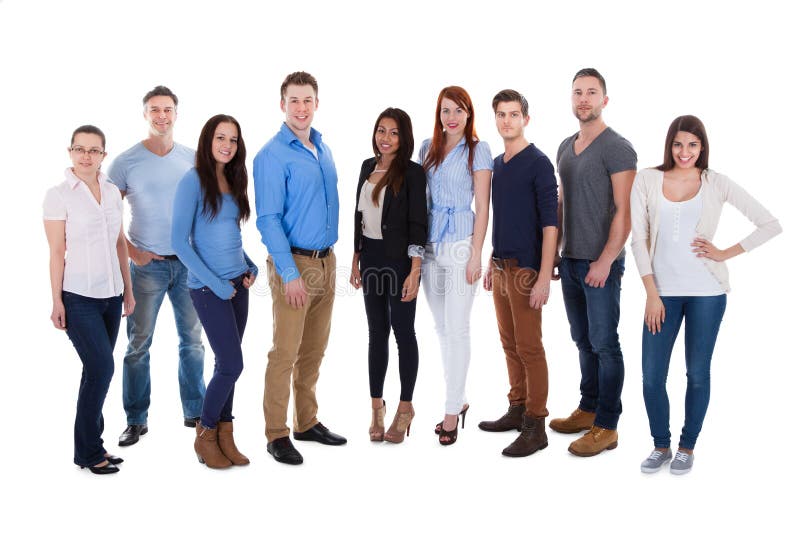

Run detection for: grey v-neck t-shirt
[[556, 127, 637, 261]]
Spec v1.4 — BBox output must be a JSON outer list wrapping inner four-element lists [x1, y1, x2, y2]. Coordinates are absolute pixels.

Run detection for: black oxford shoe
[[267, 437, 303, 465], [81, 462, 120, 475], [293, 422, 347, 446], [118, 424, 148, 447]]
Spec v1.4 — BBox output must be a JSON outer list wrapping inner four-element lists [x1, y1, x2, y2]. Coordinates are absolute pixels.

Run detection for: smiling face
[[671, 130, 703, 169], [211, 121, 239, 168], [494, 101, 529, 142], [374, 117, 400, 159], [280, 83, 317, 136], [69, 132, 106, 176], [571, 76, 607, 124], [439, 97, 469, 138], [144, 95, 177, 137]]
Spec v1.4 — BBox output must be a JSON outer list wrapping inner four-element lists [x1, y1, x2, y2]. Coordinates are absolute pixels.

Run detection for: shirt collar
[[279, 122, 322, 148], [65, 168, 109, 189]]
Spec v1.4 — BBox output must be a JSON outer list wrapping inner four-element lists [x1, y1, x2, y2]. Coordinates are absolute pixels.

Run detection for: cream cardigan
[[630, 168, 782, 293]]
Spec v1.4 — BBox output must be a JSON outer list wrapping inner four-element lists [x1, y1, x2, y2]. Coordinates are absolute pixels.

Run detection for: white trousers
[[421, 238, 477, 415]]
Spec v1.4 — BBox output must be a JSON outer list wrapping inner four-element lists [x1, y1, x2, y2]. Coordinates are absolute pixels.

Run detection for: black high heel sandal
[[434, 404, 470, 435]]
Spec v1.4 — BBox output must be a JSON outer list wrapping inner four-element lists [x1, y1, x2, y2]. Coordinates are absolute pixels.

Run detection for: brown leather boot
[[478, 403, 525, 432], [217, 421, 249, 465], [501, 415, 548, 457], [194, 423, 232, 468], [548, 408, 595, 434], [567, 425, 618, 457]]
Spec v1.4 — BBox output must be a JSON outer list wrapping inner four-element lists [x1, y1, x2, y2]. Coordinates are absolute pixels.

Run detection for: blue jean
[[559, 257, 625, 430], [642, 294, 726, 450], [122, 258, 205, 424], [63, 292, 122, 467], [190, 274, 249, 428]]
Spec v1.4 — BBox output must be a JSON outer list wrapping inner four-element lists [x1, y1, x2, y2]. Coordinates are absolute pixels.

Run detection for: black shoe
[[104, 455, 124, 465], [118, 424, 148, 447], [478, 404, 525, 432], [267, 437, 304, 465], [81, 461, 120, 475], [293, 422, 347, 445], [184, 417, 200, 428]]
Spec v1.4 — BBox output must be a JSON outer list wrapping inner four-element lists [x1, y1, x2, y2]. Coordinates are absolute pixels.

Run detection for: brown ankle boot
[[194, 423, 232, 468], [478, 403, 525, 432], [217, 421, 249, 465], [548, 408, 595, 434], [501, 415, 548, 457]]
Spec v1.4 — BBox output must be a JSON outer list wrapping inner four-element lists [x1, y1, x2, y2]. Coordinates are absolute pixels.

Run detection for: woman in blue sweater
[[171, 114, 257, 468]]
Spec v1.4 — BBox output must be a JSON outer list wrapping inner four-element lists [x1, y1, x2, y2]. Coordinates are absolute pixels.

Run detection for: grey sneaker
[[640, 448, 672, 473], [670, 450, 694, 475]]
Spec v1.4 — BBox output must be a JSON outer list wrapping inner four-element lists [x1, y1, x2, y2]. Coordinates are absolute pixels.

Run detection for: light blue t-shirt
[[418, 137, 493, 243], [171, 169, 258, 300], [109, 141, 195, 255]]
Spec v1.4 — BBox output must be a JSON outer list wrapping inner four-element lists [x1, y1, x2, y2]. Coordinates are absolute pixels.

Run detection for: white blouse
[[358, 181, 385, 240], [43, 169, 124, 298]]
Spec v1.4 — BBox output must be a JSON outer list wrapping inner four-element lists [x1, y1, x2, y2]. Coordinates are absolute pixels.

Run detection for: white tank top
[[653, 188, 724, 296]]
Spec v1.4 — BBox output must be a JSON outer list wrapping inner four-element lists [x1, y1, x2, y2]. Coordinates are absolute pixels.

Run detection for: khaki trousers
[[264, 252, 336, 441], [491, 261, 549, 418]]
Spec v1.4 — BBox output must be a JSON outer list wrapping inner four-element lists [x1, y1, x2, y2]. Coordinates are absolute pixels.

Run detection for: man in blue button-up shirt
[[254, 71, 345, 465]]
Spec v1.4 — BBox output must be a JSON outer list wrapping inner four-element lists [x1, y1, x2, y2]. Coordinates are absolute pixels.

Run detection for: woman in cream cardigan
[[630, 115, 781, 475]]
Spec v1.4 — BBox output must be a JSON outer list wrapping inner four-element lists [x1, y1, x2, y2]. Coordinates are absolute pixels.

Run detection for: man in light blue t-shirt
[[109, 86, 205, 447]]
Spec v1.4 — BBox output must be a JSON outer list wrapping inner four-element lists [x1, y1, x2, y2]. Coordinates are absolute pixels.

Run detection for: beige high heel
[[385, 405, 415, 444], [369, 400, 386, 441]]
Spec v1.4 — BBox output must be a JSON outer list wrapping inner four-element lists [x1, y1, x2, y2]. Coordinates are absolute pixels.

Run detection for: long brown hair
[[657, 115, 710, 172], [195, 114, 250, 225], [422, 86, 479, 173], [370, 108, 414, 205]]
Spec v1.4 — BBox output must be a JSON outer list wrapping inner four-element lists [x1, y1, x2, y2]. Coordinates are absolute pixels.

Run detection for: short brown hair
[[142, 85, 178, 107], [572, 68, 607, 95], [280, 71, 318, 101], [492, 89, 529, 117]]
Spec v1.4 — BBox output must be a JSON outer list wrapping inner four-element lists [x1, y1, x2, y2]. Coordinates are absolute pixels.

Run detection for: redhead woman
[[171, 114, 257, 468], [350, 108, 427, 444], [44, 125, 135, 474], [420, 86, 492, 445], [631, 115, 781, 475]]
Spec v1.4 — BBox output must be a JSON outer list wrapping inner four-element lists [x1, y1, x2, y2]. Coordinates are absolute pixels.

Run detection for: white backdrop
[[1, 1, 796, 532]]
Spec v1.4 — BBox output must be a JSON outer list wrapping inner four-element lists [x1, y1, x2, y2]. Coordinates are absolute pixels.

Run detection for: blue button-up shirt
[[418, 137, 493, 243], [254, 123, 339, 282]]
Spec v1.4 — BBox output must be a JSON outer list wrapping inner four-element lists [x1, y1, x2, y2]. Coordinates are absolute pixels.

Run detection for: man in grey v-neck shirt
[[550, 68, 637, 457]]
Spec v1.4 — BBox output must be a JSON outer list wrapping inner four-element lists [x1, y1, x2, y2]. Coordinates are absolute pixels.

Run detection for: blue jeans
[[642, 294, 726, 450], [122, 258, 205, 425], [63, 292, 122, 467], [190, 275, 249, 428], [559, 257, 625, 430]]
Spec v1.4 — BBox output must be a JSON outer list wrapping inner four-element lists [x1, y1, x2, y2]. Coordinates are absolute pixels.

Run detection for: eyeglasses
[[70, 147, 105, 157]]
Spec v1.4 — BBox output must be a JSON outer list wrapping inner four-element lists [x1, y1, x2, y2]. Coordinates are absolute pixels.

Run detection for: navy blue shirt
[[491, 143, 558, 271]]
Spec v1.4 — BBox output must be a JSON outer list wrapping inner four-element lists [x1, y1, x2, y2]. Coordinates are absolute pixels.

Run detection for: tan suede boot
[[567, 425, 618, 457], [194, 423, 232, 468], [548, 408, 595, 434], [217, 421, 250, 465]]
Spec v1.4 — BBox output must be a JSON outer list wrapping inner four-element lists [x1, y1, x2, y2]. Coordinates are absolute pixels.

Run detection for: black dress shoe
[[184, 417, 200, 428], [118, 424, 148, 447], [104, 455, 124, 465], [81, 462, 120, 475], [293, 422, 347, 445], [267, 437, 303, 465]]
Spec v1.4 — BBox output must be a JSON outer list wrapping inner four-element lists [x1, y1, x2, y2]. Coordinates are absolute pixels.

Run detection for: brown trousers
[[264, 252, 336, 441], [491, 261, 549, 418]]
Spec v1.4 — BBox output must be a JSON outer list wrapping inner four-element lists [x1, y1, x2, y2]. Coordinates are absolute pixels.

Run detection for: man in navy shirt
[[254, 71, 345, 465], [479, 90, 558, 458]]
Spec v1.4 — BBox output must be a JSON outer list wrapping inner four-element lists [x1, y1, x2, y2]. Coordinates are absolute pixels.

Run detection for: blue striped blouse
[[418, 137, 493, 244]]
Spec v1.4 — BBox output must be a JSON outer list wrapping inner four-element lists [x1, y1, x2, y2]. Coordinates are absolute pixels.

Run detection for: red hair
[[423, 86, 479, 173]]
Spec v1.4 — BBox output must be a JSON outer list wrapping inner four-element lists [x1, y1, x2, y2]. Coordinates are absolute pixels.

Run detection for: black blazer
[[354, 158, 428, 259]]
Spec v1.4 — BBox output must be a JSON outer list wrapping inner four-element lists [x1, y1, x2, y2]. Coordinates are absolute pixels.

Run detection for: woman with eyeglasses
[[419, 86, 493, 446], [43, 125, 135, 475], [631, 115, 781, 475], [171, 114, 257, 468]]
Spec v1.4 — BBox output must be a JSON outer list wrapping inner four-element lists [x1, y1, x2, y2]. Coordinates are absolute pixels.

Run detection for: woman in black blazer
[[350, 107, 427, 444]]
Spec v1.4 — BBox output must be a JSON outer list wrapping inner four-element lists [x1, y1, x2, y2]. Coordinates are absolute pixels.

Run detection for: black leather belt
[[291, 247, 331, 259], [491, 257, 519, 270], [160, 254, 180, 261]]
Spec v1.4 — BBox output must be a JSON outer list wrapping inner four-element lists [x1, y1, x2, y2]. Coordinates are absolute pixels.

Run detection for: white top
[[43, 169, 124, 298], [653, 189, 724, 296], [358, 181, 385, 240], [631, 168, 782, 292]]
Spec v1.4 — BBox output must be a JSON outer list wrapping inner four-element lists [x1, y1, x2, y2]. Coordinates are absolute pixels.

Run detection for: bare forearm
[[49, 252, 65, 303], [597, 210, 630, 265]]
